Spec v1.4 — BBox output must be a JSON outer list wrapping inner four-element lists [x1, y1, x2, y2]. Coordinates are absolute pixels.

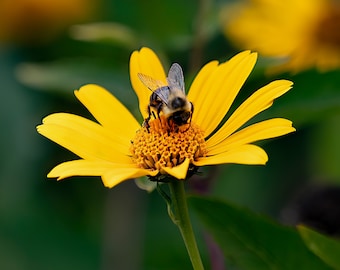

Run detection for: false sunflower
[[221, 0, 340, 72], [0, 0, 95, 45], [37, 47, 295, 188]]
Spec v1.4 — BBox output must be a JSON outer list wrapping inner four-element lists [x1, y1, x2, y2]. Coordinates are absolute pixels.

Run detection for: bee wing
[[167, 63, 185, 93], [137, 73, 166, 90], [137, 73, 169, 104], [154, 86, 170, 105]]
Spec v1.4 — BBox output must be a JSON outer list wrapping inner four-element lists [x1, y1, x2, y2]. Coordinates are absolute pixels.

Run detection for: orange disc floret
[[130, 117, 207, 175]]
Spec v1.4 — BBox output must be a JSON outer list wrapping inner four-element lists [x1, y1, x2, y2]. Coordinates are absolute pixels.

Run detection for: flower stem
[[168, 180, 204, 270]]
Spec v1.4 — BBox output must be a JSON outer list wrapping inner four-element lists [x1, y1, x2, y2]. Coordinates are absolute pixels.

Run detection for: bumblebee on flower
[[137, 62, 193, 132], [37, 47, 295, 187]]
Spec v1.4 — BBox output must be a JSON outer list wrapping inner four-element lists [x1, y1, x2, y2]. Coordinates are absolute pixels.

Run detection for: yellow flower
[[37, 47, 295, 188], [0, 0, 97, 45], [221, 0, 340, 72]]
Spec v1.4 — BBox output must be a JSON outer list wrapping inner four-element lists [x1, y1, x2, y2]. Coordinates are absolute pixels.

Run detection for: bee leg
[[182, 103, 194, 132], [167, 118, 173, 134], [167, 118, 178, 133], [143, 105, 152, 132], [152, 111, 157, 119], [189, 102, 194, 125], [156, 104, 163, 128], [143, 120, 150, 132]]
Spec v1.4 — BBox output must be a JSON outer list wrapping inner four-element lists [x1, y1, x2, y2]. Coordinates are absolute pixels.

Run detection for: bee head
[[171, 110, 191, 126]]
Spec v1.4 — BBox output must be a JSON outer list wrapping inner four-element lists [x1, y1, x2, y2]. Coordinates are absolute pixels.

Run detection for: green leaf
[[298, 226, 340, 269], [69, 22, 138, 48], [308, 115, 340, 181], [189, 196, 332, 270], [15, 59, 128, 93]]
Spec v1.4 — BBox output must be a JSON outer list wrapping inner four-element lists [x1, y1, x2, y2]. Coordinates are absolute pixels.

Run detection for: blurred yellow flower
[[37, 47, 295, 188], [0, 0, 97, 45], [222, 0, 340, 72]]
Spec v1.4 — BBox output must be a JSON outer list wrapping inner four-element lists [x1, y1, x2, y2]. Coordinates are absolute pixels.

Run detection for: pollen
[[130, 116, 207, 174]]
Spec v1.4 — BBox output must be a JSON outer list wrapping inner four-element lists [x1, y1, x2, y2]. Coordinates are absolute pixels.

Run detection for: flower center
[[314, 4, 340, 47], [130, 116, 207, 175]]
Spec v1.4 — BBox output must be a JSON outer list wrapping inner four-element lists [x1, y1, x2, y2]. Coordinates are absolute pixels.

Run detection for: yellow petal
[[102, 168, 158, 188], [207, 118, 295, 155], [207, 80, 293, 147], [37, 113, 131, 162], [74, 84, 140, 138], [161, 158, 190, 180], [47, 159, 157, 188], [194, 144, 268, 166], [188, 51, 257, 137], [130, 47, 167, 119], [187, 60, 219, 103], [48, 160, 135, 179]]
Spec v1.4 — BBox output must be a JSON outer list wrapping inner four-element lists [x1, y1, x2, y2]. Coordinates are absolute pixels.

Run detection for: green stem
[[168, 180, 204, 270]]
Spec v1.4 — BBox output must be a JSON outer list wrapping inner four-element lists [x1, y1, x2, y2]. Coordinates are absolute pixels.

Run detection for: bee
[[137, 63, 194, 131]]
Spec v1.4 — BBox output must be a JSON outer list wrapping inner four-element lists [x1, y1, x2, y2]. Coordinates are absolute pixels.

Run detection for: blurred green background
[[1, 0, 340, 269]]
